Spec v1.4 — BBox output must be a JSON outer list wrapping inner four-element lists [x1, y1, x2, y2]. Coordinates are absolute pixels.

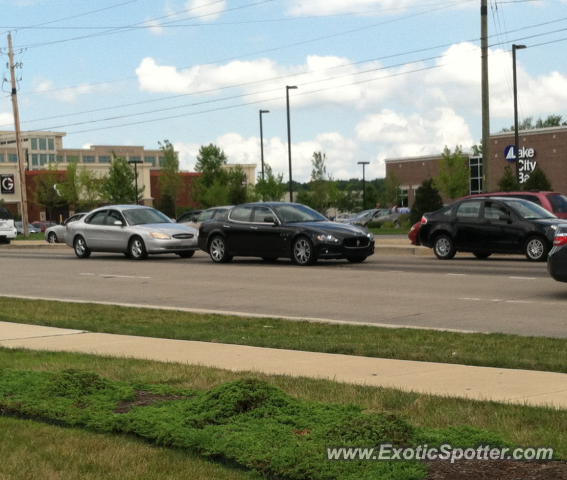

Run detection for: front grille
[[172, 233, 194, 239], [344, 237, 370, 248]]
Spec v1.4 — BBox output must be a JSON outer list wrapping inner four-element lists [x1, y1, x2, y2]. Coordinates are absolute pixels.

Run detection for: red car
[[466, 191, 567, 219], [408, 220, 422, 245]]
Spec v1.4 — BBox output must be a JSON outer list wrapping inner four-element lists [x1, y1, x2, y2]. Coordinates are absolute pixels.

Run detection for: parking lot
[[1, 246, 565, 338]]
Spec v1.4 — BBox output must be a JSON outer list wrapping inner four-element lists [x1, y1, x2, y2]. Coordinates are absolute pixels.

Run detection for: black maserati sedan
[[548, 226, 567, 282], [419, 196, 567, 261], [198, 202, 375, 265]]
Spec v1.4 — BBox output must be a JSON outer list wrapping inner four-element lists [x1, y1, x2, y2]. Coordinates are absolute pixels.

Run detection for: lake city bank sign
[[504, 145, 537, 183]]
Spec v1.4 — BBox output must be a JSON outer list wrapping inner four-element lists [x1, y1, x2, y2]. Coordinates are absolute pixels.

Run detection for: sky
[[1, 0, 567, 181]]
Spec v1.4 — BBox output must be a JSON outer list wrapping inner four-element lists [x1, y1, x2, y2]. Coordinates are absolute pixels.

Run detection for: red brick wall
[[150, 171, 201, 209]]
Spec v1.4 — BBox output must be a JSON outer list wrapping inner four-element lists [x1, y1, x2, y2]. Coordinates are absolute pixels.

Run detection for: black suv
[[419, 197, 567, 261]]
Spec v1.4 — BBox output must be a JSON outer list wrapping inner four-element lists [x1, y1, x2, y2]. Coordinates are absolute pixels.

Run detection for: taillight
[[553, 233, 567, 247], [420, 216, 428, 225]]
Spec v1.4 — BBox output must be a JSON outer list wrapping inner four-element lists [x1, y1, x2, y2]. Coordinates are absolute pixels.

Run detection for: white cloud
[[0, 112, 13, 126], [186, 0, 226, 21], [33, 79, 98, 103], [144, 19, 165, 36]]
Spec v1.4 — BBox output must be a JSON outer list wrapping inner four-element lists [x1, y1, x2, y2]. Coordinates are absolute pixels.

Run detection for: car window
[[484, 202, 510, 220], [230, 206, 253, 222], [511, 194, 542, 206], [502, 199, 556, 219], [105, 210, 124, 226], [547, 194, 567, 213], [86, 210, 108, 225], [177, 212, 193, 223], [456, 201, 482, 218], [272, 204, 327, 223], [123, 208, 171, 225], [252, 206, 275, 223], [198, 210, 215, 222], [213, 208, 229, 221], [0, 208, 13, 220]]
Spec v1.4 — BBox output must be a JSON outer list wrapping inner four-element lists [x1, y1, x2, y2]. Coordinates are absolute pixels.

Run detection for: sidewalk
[[1, 321, 565, 409]]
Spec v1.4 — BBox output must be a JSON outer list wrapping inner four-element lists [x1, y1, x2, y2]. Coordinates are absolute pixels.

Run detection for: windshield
[[503, 199, 556, 220], [123, 208, 171, 225], [273, 204, 327, 223], [548, 194, 567, 214]]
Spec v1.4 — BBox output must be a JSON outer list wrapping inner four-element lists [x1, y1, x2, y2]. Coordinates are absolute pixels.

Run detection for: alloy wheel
[[210, 237, 225, 262], [294, 238, 312, 265]]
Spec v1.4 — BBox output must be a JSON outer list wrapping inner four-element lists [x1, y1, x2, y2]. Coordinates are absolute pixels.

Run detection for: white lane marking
[[509, 276, 537, 280], [460, 297, 535, 305], [79, 273, 151, 280], [447, 273, 466, 276]]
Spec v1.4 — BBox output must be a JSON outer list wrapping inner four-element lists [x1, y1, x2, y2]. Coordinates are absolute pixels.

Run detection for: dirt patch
[[426, 460, 567, 480], [114, 390, 187, 414]]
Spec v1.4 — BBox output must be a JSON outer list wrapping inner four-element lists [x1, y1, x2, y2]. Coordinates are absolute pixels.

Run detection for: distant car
[[198, 202, 375, 265], [176, 210, 202, 224], [548, 226, 567, 282], [45, 213, 86, 244], [339, 208, 401, 227], [31, 221, 56, 232], [419, 196, 567, 261], [0, 207, 17, 244], [177, 206, 232, 231], [467, 191, 567, 219], [66, 205, 199, 260], [15, 222, 41, 234]]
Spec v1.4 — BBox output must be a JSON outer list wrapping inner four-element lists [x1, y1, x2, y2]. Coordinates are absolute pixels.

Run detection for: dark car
[[548, 227, 567, 282], [198, 202, 375, 265], [467, 191, 567, 219], [419, 197, 567, 261]]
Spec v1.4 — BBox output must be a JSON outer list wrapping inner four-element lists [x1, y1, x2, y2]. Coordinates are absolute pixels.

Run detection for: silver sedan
[[66, 205, 198, 259], [45, 213, 86, 243]]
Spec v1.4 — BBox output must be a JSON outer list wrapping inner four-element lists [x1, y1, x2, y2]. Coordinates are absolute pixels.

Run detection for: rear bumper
[[547, 247, 567, 282], [0, 228, 17, 240]]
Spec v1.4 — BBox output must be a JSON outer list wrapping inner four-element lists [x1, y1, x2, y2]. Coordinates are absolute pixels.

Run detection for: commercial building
[[385, 126, 567, 207], [0, 130, 256, 221]]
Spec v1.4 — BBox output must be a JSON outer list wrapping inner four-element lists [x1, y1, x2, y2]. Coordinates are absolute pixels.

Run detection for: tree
[[77, 168, 105, 211], [102, 154, 141, 204], [434, 146, 469, 200], [410, 179, 443, 224], [501, 115, 567, 132], [60, 162, 80, 211], [158, 140, 182, 217], [523, 167, 552, 191], [497, 165, 520, 192], [193, 144, 229, 206], [225, 167, 248, 205], [298, 152, 339, 214], [34, 167, 66, 221], [255, 164, 286, 201], [380, 172, 401, 207]]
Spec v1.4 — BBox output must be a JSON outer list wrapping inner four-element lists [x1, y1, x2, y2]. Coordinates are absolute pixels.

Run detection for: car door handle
[[250, 226, 259, 230], [223, 224, 231, 229]]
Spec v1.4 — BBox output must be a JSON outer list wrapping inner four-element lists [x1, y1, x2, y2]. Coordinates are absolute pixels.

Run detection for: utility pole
[[358, 161, 370, 210], [7, 32, 29, 236], [480, 0, 490, 192], [286, 86, 297, 203], [512, 44, 527, 183], [259, 109, 270, 182]]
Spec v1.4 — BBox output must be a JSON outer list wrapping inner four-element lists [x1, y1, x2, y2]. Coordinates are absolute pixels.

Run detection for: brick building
[[385, 126, 567, 207]]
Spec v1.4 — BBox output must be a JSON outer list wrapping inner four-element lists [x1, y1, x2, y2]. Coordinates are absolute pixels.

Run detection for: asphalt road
[[0, 247, 566, 338]]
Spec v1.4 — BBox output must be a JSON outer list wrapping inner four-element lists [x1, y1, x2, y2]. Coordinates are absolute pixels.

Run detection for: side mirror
[[114, 220, 124, 226]]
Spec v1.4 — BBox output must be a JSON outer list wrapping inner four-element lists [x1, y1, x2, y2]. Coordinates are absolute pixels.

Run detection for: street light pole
[[259, 109, 270, 182], [512, 44, 527, 183], [286, 86, 298, 202], [128, 158, 143, 205], [358, 161, 370, 210]]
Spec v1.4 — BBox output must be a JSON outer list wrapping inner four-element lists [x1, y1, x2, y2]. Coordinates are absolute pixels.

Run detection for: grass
[[1, 297, 565, 374], [0, 416, 261, 480], [1, 348, 565, 459], [16, 232, 45, 241]]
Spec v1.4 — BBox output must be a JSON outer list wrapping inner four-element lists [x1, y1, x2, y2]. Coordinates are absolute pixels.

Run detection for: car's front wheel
[[128, 236, 148, 260], [433, 234, 456, 260], [524, 236, 549, 262], [292, 236, 316, 265], [209, 235, 232, 263], [73, 236, 91, 259], [47, 232, 57, 244]]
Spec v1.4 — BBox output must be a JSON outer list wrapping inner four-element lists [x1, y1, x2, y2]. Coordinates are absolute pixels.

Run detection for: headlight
[[366, 232, 374, 241], [150, 232, 172, 240], [550, 225, 559, 231], [316, 233, 340, 244]]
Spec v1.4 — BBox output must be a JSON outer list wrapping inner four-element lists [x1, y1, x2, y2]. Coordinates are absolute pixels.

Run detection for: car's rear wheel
[[73, 236, 91, 259], [292, 236, 316, 265], [433, 234, 456, 260], [47, 232, 57, 244], [524, 236, 549, 262], [209, 235, 232, 263], [347, 256, 367, 263], [128, 236, 148, 260], [177, 250, 195, 258], [473, 251, 492, 259]]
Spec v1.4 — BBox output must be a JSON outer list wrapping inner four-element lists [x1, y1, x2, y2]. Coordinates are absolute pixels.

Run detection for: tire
[[292, 236, 316, 266], [347, 256, 367, 263], [433, 234, 456, 260], [473, 251, 492, 259], [524, 236, 549, 262], [128, 236, 148, 260], [177, 250, 195, 258], [73, 236, 91, 259], [47, 232, 57, 244], [209, 235, 232, 263]]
